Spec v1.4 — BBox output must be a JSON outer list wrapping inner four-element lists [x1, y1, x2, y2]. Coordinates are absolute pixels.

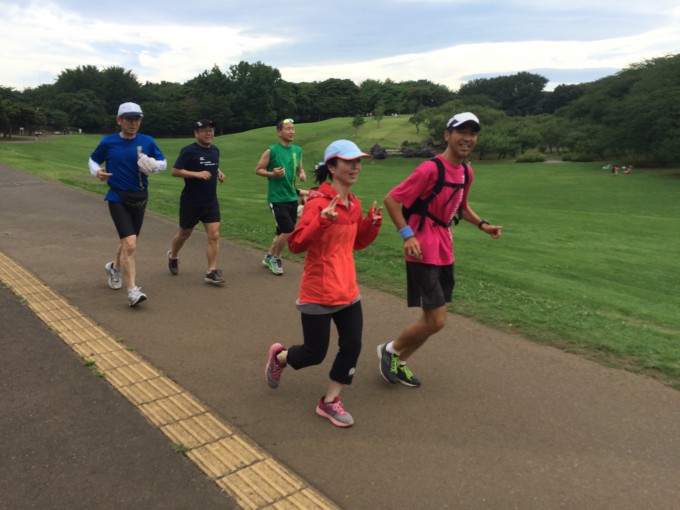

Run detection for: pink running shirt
[[389, 155, 472, 265]]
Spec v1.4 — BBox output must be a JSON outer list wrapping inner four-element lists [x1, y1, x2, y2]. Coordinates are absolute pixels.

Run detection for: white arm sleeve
[[88, 157, 102, 177]]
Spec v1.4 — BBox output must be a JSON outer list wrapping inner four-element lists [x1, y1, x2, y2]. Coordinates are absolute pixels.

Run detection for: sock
[[386, 342, 400, 356], [275, 347, 287, 366]]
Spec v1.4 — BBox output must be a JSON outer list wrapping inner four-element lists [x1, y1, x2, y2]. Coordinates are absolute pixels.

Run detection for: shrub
[[370, 144, 389, 159], [562, 153, 597, 162], [516, 153, 546, 163]]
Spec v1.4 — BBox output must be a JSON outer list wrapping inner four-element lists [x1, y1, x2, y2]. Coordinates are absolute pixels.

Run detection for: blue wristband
[[399, 225, 415, 240]]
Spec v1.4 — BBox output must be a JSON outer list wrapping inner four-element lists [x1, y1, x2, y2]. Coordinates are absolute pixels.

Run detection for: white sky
[[1, 0, 679, 92]]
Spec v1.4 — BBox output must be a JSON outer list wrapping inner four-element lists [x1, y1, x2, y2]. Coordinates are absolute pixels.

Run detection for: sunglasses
[[282, 118, 295, 124]]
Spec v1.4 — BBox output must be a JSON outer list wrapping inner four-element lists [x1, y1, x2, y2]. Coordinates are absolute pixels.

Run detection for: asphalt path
[[2, 163, 680, 509]]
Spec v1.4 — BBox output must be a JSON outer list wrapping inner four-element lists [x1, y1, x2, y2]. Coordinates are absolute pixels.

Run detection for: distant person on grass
[[265, 140, 383, 427], [89, 102, 166, 307], [379, 112, 502, 387], [255, 118, 306, 275], [167, 119, 226, 285]]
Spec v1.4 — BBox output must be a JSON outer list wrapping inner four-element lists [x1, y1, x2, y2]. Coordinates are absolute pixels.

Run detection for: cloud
[[1, 0, 678, 92], [0, 0, 285, 87], [280, 28, 680, 90]]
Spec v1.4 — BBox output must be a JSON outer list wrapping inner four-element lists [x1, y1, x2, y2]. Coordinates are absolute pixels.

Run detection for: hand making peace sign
[[321, 195, 340, 220]]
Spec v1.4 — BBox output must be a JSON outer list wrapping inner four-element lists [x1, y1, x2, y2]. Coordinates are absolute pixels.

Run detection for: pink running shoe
[[265, 343, 286, 388], [315, 397, 354, 427]]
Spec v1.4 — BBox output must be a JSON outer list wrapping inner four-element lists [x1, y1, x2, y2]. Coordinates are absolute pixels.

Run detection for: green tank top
[[267, 143, 301, 203]]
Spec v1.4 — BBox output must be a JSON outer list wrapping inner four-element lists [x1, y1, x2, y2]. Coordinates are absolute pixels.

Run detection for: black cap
[[194, 119, 215, 130]]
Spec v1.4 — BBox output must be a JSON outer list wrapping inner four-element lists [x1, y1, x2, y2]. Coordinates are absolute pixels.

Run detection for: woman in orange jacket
[[264, 140, 383, 427]]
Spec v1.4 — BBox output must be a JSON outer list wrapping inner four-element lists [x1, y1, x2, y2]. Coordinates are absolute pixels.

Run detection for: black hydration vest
[[402, 158, 469, 231]]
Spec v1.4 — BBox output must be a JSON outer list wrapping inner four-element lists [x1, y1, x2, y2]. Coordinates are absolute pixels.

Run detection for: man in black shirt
[[167, 119, 226, 284]]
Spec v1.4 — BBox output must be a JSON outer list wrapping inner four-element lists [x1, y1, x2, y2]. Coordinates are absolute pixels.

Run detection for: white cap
[[117, 102, 144, 118], [447, 112, 480, 130]]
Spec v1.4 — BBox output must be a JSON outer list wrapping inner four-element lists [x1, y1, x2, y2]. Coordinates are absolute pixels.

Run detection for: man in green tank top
[[255, 118, 306, 275]]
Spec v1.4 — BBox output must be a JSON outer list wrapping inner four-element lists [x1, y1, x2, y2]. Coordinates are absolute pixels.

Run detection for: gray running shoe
[[167, 250, 178, 275], [104, 261, 122, 290], [205, 269, 225, 285], [264, 255, 283, 275], [315, 397, 354, 427], [377, 343, 399, 384], [127, 286, 147, 307], [272, 257, 284, 275], [397, 363, 421, 387]]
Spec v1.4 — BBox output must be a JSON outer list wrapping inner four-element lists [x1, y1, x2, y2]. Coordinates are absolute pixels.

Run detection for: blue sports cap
[[323, 140, 370, 163]]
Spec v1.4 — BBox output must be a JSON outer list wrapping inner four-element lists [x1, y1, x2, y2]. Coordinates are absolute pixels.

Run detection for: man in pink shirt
[[379, 112, 502, 387]]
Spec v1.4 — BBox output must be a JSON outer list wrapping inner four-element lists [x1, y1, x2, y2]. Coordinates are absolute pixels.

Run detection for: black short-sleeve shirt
[[173, 142, 221, 207]]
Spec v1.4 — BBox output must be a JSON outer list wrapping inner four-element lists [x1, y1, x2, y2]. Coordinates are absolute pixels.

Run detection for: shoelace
[[328, 400, 347, 415], [400, 364, 414, 378], [390, 353, 399, 374]]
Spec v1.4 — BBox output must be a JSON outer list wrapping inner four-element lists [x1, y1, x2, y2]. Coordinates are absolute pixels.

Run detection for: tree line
[[1, 53, 678, 165]]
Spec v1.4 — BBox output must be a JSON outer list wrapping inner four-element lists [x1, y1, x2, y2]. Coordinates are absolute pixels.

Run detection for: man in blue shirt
[[89, 102, 166, 307]]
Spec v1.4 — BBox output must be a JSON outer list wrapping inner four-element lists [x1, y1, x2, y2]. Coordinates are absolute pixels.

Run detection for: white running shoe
[[127, 286, 147, 307], [104, 261, 122, 290]]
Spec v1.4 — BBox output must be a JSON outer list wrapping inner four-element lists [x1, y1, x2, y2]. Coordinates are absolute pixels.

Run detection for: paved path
[[2, 163, 680, 509]]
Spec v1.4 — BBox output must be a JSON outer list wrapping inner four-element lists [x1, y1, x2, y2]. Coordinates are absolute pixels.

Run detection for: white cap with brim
[[323, 140, 370, 163], [117, 102, 144, 118], [447, 112, 480, 130]]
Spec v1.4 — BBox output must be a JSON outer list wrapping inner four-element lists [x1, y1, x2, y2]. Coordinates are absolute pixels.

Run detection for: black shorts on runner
[[108, 200, 145, 239], [179, 203, 221, 230], [406, 261, 455, 308], [269, 201, 298, 235]]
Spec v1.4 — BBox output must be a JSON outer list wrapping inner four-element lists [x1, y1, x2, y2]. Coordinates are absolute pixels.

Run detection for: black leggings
[[286, 300, 363, 385]]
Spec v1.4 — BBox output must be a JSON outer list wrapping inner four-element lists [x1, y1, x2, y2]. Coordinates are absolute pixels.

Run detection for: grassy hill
[[2, 116, 679, 388]]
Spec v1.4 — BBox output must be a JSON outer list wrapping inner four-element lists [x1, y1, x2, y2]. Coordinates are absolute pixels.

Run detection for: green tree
[[540, 84, 585, 114], [100, 66, 142, 114], [227, 61, 282, 131], [374, 99, 385, 128], [350, 115, 365, 136], [409, 111, 426, 134], [358, 79, 383, 114], [53, 90, 107, 131], [53, 65, 104, 95], [314, 78, 360, 119], [458, 72, 548, 116]]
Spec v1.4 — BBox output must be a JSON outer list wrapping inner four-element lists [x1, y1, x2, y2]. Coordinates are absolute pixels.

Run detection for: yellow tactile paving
[[89, 349, 145, 371], [0, 251, 341, 510], [161, 413, 235, 448], [60, 324, 111, 344], [188, 434, 265, 479]]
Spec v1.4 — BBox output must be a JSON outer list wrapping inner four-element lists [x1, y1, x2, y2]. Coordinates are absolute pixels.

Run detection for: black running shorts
[[406, 261, 455, 308]]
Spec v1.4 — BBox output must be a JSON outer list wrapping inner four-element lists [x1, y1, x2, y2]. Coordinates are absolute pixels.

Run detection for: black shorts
[[108, 200, 145, 239], [269, 201, 298, 235], [179, 203, 221, 230], [406, 261, 455, 308]]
